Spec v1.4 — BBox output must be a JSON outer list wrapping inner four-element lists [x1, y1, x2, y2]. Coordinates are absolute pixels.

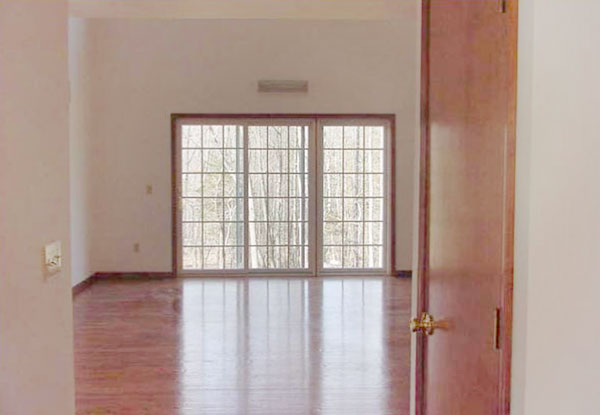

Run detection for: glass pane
[[268, 126, 288, 148], [343, 174, 363, 197], [203, 198, 223, 222], [224, 125, 240, 148], [289, 247, 304, 269], [249, 174, 267, 198], [224, 223, 244, 246], [183, 247, 202, 269], [323, 174, 343, 198], [268, 247, 288, 269], [182, 149, 203, 172], [344, 222, 363, 245], [182, 125, 202, 147], [250, 246, 267, 268], [365, 198, 384, 221], [224, 149, 243, 172], [323, 222, 342, 245], [365, 174, 384, 197], [202, 125, 223, 148], [202, 149, 223, 172], [365, 126, 384, 148], [202, 174, 223, 197], [224, 198, 243, 222], [303, 247, 309, 268], [290, 222, 308, 245], [289, 198, 309, 221], [249, 223, 267, 246], [343, 126, 362, 148], [289, 126, 307, 149], [267, 174, 288, 197], [249, 150, 267, 173], [249, 126, 267, 148], [182, 199, 202, 222], [268, 222, 288, 246], [224, 247, 243, 269], [323, 150, 342, 173], [343, 246, 363, 268], [365, 246, 383, 268], [344, 150, 363, 173], [289, 150, 308, 173], [324, 247, 343, 268], [268, 198, 288, 222], [182, 174, 202, 197], [268, 149, 288, 173], [323, 126, 343, 148], [224, 174, 243, 197], [364, 150, 383, 173], [365, 222, 383, 245], [203, 246, 223, 269], [183, 223, 202, 246], [344, 198, 363, 221], [249, 198, 267, 222], [203, 223, 223, 246], [323, 198, 343, 221], [289, 174, 308, 198]]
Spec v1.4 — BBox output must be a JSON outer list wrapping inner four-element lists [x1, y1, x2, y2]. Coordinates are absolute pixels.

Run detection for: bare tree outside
[[180, 120, 386, 272], [322, 126, 385, 269]]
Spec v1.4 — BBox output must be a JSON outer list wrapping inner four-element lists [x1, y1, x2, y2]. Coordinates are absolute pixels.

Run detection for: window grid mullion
[[199, 128, 204, 269], [243, 124, 250, 271], [221, 126, 225, 268], [362, 126, 367, 267], [287, 126, 291, 268], [181, 119, 388, 273], [341, 127, 346, 268], [266, 127, 270, 267]]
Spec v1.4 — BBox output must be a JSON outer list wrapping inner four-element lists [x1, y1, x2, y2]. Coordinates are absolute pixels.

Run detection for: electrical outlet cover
[[44, 240, 62, 276]]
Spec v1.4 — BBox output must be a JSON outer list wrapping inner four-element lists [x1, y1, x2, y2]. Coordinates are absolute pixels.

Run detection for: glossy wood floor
[[74, 277, 411, 415]]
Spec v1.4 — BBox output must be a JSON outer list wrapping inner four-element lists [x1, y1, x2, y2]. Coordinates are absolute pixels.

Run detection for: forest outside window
[[175, 116, 392, 276]]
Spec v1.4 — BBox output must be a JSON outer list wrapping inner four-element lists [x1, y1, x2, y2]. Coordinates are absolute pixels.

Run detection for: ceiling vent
[[258, 80, 308, 93]]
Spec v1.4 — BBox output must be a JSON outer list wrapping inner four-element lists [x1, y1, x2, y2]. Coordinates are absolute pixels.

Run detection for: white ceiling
[[69, 0, 417, 20]]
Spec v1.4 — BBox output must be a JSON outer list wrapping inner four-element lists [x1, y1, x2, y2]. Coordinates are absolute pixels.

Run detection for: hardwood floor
[[74, 277, 411, 415]]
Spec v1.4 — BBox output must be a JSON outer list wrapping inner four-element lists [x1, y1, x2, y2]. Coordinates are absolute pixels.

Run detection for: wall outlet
[[133, 243, 140, 253], [44, 240, 62, 277]]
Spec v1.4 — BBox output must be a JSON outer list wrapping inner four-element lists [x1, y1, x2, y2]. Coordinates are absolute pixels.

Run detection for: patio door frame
[[171, 114, 396, 277]]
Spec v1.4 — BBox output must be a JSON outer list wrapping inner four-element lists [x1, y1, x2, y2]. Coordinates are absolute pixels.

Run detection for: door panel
[[418, 1, 516, 414]]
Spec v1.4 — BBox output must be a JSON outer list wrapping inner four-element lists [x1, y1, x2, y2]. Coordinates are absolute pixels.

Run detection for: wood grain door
[[415, 1, 517, 414]]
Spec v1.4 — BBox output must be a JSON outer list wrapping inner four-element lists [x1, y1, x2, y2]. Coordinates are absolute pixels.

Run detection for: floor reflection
[[74, 277, 410, 415]]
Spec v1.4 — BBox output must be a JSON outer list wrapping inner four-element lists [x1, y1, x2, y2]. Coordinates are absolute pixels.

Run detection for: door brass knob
[[410, 312, 438, 335]]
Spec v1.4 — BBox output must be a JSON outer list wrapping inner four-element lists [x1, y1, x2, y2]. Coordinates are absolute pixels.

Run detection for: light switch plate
[[44, 240, 62, 277]]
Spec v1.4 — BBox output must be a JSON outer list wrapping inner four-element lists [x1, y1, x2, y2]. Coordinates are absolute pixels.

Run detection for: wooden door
[[415, 1, 517, 414]]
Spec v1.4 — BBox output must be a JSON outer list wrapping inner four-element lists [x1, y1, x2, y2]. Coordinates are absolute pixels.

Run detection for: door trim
[[415, 1, 519, 414], [170, 113, 397, 277]]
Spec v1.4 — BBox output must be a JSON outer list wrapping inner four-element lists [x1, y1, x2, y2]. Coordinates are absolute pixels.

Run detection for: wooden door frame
[[415, 1, 518, 414], [170, 113, 397, 277]]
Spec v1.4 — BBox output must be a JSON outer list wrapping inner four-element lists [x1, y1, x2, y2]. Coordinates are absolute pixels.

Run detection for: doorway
[[172, 115, 396, 277]]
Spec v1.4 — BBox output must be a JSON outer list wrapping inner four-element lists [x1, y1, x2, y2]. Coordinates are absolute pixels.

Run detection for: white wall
[[69, 18, 95, 286], [69, 0, 416, 20], [0, 1, 76, 414], [85, 17, 419, 274], [513, 0, 600, 413]]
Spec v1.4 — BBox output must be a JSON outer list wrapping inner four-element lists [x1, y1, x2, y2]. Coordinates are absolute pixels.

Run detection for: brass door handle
[[410, 312, 440, 335]]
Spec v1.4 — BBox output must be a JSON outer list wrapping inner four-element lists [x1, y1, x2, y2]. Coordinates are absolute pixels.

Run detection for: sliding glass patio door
[[174, 116, 391, 276]]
